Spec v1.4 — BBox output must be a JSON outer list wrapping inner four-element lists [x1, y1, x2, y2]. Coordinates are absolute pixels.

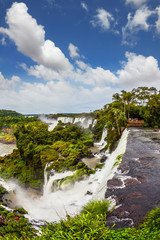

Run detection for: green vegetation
[[0, 110, 23, 118], [57, 167, 96, 190], [38, 200, 110, 240], [0, 110, 37, 143], [36, 202, 160, 240], [93, 86, 160, 152], [0, 88, 160, 238], [0, 199, 159, 239], [0, 205, 36, 239], [0, 121, 93, 189], [113, 154, 123, 168]]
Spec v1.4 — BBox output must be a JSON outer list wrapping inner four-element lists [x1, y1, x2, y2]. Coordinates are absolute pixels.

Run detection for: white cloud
[[68, 43, 80, 59], [156, 6, 160, 34], [1, 52, 160, 113], [21, 64, 63, 81], [22, 59, 118, 87], [122, 6, 154, 45], [22, 49, 160, 91], [117, 52, 160, 89], [76, 60, 88, 70], [74, 65, 118, 86], [0, 2, 73, 71], [91, 8, 114, 31], [125, 0, 148, 7], [0, 72, 20, 90], [0, 71, 116, 113], [1, 37, 6, 46], [81, 2, 88, 12]]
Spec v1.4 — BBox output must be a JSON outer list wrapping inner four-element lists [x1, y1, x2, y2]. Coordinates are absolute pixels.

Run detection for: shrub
[[81, 200, 110, 218]]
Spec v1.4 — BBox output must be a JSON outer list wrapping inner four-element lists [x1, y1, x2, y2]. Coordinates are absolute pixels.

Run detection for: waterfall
[[95, 127, 108, 149], [0, 129, 129, 224], [39, 115, 95, 131], [43, 170, 74, 196], [93, 129, 129, 199], [57, 117, 74, 124], [73, 117, 93, 129]]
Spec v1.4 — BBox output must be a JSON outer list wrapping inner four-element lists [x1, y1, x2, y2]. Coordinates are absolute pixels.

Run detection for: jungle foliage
[[0, 110, 38, 143], [0, 199, 160, 239], [0, 121, 93, 189], [36, 202, 160, 240], [0, 205, 36, 239], [93, 86, 160, 151]]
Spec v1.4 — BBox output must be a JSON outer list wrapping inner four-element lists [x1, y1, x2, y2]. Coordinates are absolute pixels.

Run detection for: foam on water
[[0, 129, 129, 224]]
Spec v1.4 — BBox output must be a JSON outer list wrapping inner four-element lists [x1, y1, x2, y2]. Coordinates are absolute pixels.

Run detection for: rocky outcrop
[[105, 128, 160, 228]]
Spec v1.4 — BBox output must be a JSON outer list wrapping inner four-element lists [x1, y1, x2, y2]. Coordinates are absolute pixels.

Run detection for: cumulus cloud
[[22, 59, 118, 87], [1, 51, 160, 113], [122, 6, 155, 45], [0, 2, 73, 71], [1, 37, 6, 46], [68, 43, 80, 59], [81, 2, 88, 12], [74, 64, 118, 86], [0, 72, 20, 90], [0, 71, 116, 113], [156, 6, 160, 34], [91, 8, 114, 31], [76, 60, 88, 70], [125, 0, 148, 7], [117, 52, 160, 89], [20, 64, 63, 81]]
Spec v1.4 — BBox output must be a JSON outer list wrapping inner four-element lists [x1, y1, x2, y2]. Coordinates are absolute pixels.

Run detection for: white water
[[43, 169, 74, 196], [40, 115, 95, 131], [95, 127, 108, 150], [0, 129, 129, 223], [0, 143, 16, 157]]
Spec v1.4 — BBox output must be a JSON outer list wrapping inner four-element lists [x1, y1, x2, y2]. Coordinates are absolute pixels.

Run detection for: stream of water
[[0, 129, 129, 225]]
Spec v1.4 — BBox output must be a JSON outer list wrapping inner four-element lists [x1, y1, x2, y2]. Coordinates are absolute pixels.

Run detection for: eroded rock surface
[[105, 128, 160, 228]]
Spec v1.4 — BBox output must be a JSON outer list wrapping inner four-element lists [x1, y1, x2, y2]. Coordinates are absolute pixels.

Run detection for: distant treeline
[[0, 110, 23, 117]]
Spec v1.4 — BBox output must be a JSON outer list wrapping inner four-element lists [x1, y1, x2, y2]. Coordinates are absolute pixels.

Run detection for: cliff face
[[105, 128, 160, 228]]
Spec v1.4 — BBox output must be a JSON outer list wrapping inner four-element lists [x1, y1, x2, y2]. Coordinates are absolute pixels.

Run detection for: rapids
[[105, 128, 160, 228], [0, 129, 129, 225]]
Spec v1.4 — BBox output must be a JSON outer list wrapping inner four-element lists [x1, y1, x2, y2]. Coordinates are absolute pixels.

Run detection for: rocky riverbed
[[105, 128, 160, 228]]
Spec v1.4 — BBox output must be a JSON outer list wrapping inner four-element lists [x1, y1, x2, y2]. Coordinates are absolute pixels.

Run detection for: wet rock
[[107, 178, 123, 188], [100, 155, 108, 163], [85, 191, 93, 195], [136, 175, 148, 183], [124, 178, 139, 187], [105, 128, 160, 229], [117, 162, 129, 173], [126, 191, 144, 200], [106, 215, 133, 229]]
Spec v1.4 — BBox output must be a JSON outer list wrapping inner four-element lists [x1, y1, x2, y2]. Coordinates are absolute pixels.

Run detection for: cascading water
[[43, 169, 74, 196], [40, 115, 95, 131], [0, 129, 129, 224], [95, 127, 108, 150]]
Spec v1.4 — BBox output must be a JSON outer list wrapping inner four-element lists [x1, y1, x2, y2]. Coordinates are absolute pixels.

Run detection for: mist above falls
[[0, 128, 129, 224]]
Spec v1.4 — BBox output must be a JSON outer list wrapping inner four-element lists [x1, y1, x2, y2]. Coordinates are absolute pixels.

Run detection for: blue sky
[[0, 0, 160, 114]]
